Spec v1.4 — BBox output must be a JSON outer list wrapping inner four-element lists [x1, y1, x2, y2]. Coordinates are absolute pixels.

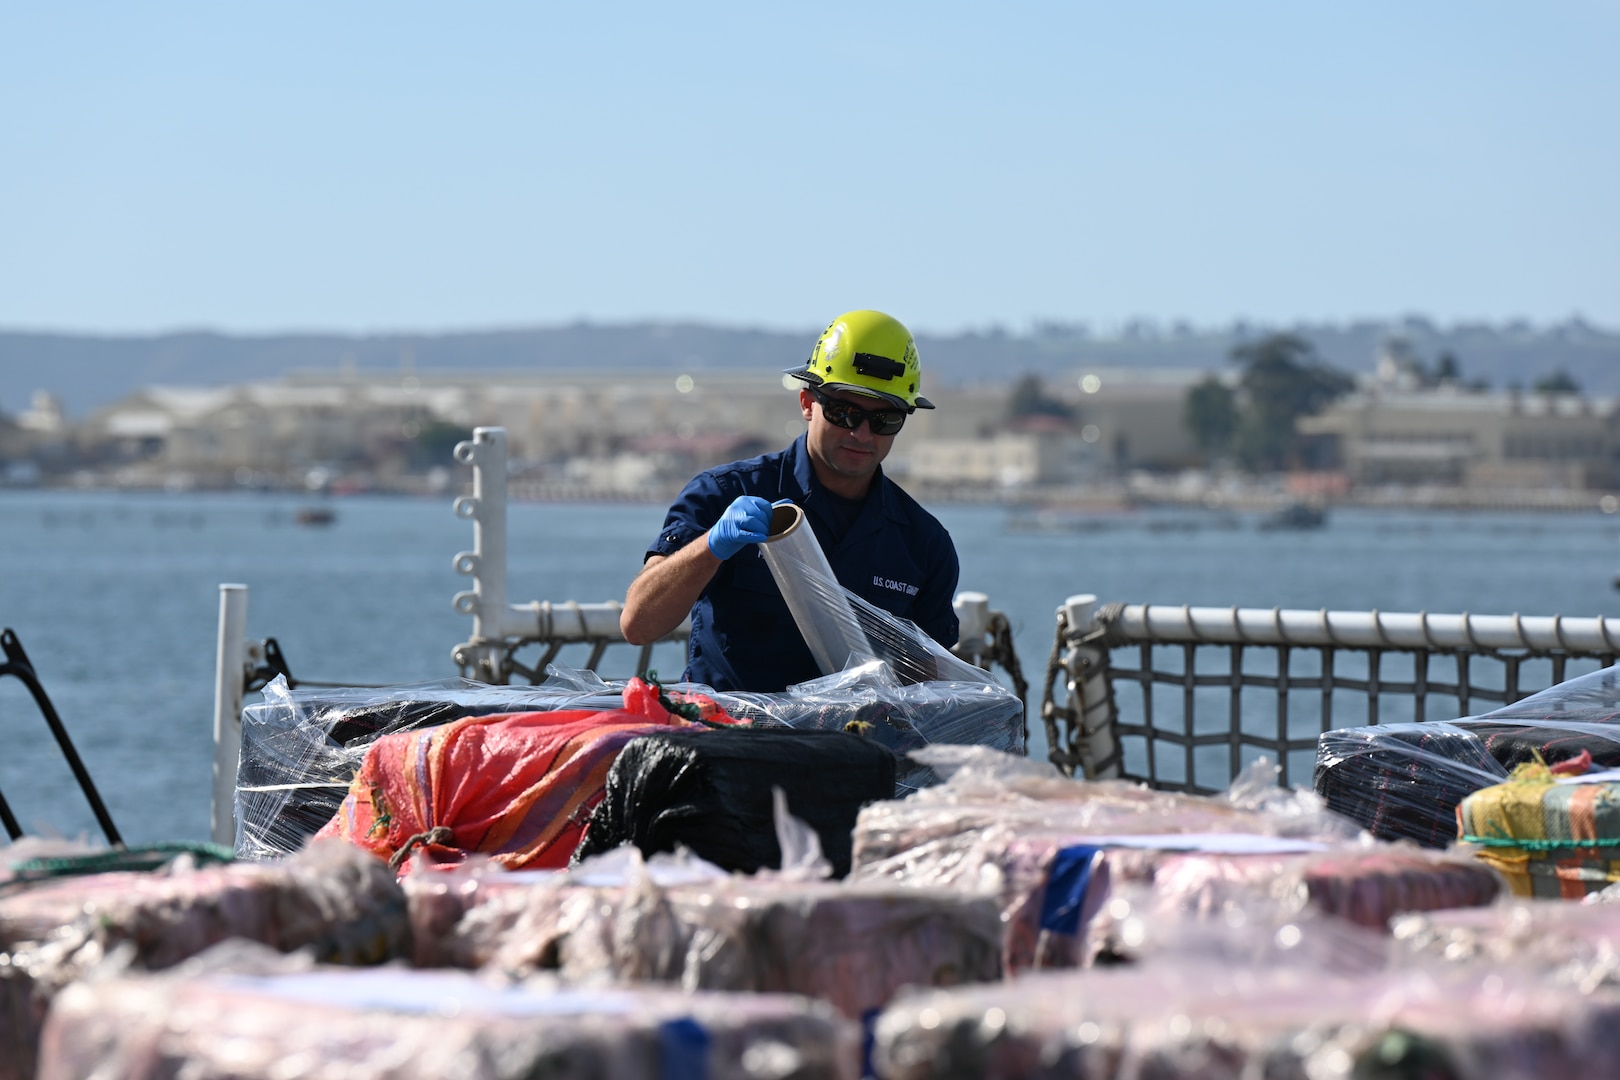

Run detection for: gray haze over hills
[[4, 317, 1617, 418]]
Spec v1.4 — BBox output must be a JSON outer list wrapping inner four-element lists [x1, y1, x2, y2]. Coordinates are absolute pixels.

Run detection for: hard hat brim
[[784, 367, 934, 412]]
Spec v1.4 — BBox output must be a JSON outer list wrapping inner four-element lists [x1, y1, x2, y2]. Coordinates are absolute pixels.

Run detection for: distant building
[[898, 430, 1099, 489], [17, 391, 66, 435], [1298, 382, 1620, 491]]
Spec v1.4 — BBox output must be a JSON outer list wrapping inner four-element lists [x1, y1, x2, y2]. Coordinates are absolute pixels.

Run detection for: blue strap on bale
[[658, 1017, 709, 1080], [1039, 844, 1104, 935]]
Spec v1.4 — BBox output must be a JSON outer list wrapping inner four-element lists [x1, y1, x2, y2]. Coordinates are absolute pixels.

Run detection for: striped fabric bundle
[[316, 680, 722, 873], [1457, 760, 1620, 898]]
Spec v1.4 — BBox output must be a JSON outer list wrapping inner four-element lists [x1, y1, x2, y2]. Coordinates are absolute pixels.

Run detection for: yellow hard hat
[[786, 309, 935, 412]]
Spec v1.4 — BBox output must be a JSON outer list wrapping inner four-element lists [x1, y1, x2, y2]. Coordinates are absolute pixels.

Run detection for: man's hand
[[706, 496, 773, 560], [622, 495, 775, 644]]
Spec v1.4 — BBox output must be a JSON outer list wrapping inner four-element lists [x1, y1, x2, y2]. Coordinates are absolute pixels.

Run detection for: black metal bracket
[[244, 637, 295, 692], [0, 628, 122, 845]]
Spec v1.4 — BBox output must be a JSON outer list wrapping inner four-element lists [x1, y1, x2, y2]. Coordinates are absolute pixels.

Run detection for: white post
[[1061, 593, 1121, 780], [954, 591, 992, 666], [211, 583, 249, 846], [452, 427, 541, 680]]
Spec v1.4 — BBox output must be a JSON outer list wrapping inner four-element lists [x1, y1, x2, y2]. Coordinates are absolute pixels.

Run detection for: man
[[620, 309, 960, 692]]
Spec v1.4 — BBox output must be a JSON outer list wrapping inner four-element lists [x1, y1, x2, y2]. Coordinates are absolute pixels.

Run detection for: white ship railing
[[1041, 598, 1620, 795]]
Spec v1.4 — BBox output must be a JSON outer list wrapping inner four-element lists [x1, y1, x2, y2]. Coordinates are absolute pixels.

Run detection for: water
[[2, 490, 1618, 845]]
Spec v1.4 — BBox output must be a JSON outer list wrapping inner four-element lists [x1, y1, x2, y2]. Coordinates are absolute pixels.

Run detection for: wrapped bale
[[1313, 664, 1620, 848], [873, 960, 1620, 1080], [402, 864, 567, 969], [852, 748, 1466, 969], [38, 954, 859, 1080], [1082, 846, 1502, 967], [1314, 722, 1506, 849], [1394, 898, 1620, 991], [857, 821, 1499, 972], [1142, 846, 1501, 929], [574, 728, 899, 878], [1456, 759, 1620, 898], [0, 842, 407, 1080], [409, 855, 1003, 1019]]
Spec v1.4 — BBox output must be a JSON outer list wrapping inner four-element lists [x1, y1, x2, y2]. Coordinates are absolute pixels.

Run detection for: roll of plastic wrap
[[760, 501, 872, 675]]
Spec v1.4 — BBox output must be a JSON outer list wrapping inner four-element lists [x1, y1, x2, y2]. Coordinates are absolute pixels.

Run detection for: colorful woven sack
[[1457, 757, 1620, 899]]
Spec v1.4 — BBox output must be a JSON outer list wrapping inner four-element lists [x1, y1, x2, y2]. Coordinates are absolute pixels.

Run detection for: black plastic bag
[[574, 728, 897, 878]]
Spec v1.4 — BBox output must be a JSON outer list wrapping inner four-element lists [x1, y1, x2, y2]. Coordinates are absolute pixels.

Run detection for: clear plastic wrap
[[0, 842, 408, 1080], [871, 955, 1620, 1080], [37, 940, 860, 1080], [237, 662, 1024, 861], [404, 849, 1003, 1020], [760, 501, 871, 677], [1314, 664, 1620, 849], [758, 500, 996, 689]]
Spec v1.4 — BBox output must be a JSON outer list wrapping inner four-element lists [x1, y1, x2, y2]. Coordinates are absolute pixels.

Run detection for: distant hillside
[[4, 317, 1617, 418]]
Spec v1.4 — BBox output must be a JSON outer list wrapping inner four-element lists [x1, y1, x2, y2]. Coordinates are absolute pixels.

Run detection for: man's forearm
[[620, 537, 723, 645]]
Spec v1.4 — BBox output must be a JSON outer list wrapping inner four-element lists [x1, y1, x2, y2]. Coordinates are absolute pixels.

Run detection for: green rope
[[643, 669, 732, 728], [8, 841, 236, 881], [1461, 834, 1620, 853]]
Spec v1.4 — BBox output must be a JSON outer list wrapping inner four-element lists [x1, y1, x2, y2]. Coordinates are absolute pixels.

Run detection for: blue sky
[[1, 2, 1615, 335]]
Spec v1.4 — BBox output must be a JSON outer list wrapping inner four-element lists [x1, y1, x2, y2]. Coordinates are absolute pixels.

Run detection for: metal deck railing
[[1040, 596, 1620, 794]]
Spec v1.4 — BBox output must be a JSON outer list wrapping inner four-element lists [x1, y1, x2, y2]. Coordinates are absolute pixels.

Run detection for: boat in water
[[1257, 500, 1327, 531]]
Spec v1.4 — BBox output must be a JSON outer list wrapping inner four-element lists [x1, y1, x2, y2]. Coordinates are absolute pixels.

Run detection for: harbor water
[[2, 489, 1619, 846]]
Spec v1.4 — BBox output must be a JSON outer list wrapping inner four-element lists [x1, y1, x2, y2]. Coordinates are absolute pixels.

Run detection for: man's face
[[799, 387, 901, 488]]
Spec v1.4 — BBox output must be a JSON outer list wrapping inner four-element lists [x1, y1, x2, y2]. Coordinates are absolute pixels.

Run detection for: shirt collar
[[787, 434, 906, 524]]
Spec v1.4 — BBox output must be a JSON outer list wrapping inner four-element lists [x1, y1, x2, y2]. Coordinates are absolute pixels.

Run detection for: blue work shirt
[[646, 436, 961, 693]]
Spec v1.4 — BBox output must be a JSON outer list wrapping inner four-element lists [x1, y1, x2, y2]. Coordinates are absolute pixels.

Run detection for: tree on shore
[[1533, 369, 1581, 394], [1006, 374, 1074, 422], [1184, 376, 1237, 458], [1228, 334, 1353, 471]]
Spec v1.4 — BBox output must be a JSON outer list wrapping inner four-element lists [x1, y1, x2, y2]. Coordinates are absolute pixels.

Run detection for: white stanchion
[[211, 583, 248, 847]]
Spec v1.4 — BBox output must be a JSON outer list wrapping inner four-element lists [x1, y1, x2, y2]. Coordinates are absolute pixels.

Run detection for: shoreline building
[[1298, 380, 1620, 492]]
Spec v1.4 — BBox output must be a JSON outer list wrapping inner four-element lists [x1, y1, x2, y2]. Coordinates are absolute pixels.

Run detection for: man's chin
[[833, 450, 878, 475]]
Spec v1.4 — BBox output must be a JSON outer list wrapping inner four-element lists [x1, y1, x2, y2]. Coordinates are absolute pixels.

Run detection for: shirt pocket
[[726, 548, 779, 594]]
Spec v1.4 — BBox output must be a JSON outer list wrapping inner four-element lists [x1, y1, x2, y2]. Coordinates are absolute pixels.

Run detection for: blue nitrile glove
[[707, 495, 773, 560]]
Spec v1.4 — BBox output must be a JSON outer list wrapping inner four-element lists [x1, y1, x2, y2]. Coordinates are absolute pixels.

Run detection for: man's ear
[[798, 388, 815, 422]]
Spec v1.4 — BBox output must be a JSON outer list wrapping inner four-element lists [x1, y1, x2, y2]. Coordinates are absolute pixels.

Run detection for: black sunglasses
[[811, 387, 907, 436]]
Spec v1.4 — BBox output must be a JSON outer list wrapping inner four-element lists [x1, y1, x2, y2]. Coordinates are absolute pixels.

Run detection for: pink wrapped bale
[[853, 750, 1498, 972], [0, 843, 407, 1080], [401, 864, 563, 968], [874, 960, 1620, 1079], [38, 962, 858, 1080], [406, 859, 1003, 1019], [1394, 898, 1620, 990]]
